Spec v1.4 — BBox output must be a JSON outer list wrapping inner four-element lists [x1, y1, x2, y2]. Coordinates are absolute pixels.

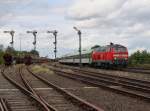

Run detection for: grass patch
[[128, 64, 150, 69], [31, 65, 54, 75]]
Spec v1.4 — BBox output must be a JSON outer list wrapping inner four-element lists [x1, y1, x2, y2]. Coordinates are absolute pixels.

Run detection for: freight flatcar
[[24, 55, 32, 65], [3, 53, 13, 66], [59, 43, 128, 68]]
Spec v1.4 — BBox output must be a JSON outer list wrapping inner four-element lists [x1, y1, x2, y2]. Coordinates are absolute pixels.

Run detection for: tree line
[[0, 45, 150, 67], [129, 50, 150, 67], [0, 46, 39, 64]]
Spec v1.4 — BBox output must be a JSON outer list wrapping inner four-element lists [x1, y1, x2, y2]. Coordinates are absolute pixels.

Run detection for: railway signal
[[3, 30, 15, 48], [47, 30, 58, 60], [73, 27, 82, 67], [26, 30, 37, 50]]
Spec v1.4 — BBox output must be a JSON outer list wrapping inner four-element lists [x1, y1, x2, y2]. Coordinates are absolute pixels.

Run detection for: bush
[[0, 51, 4, 64], [129, 50, 150, 67]]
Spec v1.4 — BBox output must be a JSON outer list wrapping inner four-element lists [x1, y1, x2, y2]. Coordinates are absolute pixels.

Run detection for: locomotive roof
[[61, 43, 127, 58], [107, 44, 126, 48]]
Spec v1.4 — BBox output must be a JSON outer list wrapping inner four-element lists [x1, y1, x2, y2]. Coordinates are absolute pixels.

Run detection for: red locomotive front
[[92, 43, 128, 67]]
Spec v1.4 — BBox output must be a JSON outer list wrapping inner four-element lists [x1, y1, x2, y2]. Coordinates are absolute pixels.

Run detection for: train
[[3, 53, 50, 66], [59, 43, 128, 68]]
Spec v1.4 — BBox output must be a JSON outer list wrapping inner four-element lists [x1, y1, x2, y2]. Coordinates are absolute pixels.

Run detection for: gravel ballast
[[32, 64, 150, 111]]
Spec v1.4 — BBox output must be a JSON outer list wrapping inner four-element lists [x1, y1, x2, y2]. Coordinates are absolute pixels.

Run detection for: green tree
[[5, 46, 16, 55], [30, 50, 39, 57], [0, 51, 4, 64], [129, 50, 150, 66]]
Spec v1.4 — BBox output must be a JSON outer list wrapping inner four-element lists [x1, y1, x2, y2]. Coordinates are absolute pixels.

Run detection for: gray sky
[[0, 0, 150, 58]]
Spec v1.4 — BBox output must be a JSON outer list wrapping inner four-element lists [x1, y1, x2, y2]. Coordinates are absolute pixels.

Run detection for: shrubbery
[[129, 50, 150, 67], [0, 51, 4, 64]]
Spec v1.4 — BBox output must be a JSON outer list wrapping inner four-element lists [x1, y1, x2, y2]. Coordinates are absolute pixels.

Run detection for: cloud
[[0, 0, 31, 3], [0, 0, 150, 58], [65, 0, 150, 54], [67, 0, 126, 20], [67, 0, 150, 28]]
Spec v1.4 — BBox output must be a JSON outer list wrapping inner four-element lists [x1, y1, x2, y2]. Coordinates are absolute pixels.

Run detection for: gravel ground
[[55, 63, 150, 81], [0, 66, 17, 89], [32, 64, 91, 89], [23, 67, 85, 111], [32, 64, 150, 111], [66, 88, 150, 111], [0, 65, 42, 111], [84, 68, 150, 81]]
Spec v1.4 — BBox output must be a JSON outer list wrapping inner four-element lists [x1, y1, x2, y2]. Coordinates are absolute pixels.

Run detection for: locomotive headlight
[[114, 57, 117, 60]]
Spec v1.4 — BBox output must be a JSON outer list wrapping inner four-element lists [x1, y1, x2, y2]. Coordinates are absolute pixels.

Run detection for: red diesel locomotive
[[59, 43, 128, 68]]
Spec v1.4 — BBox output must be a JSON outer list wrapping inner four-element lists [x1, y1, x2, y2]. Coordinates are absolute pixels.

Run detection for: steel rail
[[127, 67, 150, 70], [55, 64, 150, 87], [27, 67, 104, 111], [48, 67, 150, 102], [0, 98, 10, 111], [122, 68, 150, 74], [1, 68, 53, 111], [19, 67, 58, 111], [55, 63, 150, 74], [69, 71, 150, 93], [71, 69, 150, 91]]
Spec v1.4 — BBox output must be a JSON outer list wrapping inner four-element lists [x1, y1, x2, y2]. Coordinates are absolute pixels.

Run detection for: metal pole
[[33, 33, 37, 50], [78, 31, 82, 67], [10, 32, 14, 48], [19, 37, 22, 53], [47, 30, 58, 61], [54, 31, 57, 60], [18, 37, 22, 62], [73, 27, 82, 67], [27, 31, 37, 50]]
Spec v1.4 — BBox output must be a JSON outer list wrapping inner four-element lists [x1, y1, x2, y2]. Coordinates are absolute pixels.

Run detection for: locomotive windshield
[[114, 47, 127, 52]]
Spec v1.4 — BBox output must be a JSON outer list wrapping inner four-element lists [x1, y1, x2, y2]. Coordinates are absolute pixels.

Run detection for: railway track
[[123, 67, 150, 74], [26, 67, 103, 111], [0, 98, 10, 111], [56, 63, 150, 74], [50, 64, 150, 86], [1, 65, 104, 111], [0, 66, 45, 111], [1, 67, 52, 111], [48, 64, 150, 102]]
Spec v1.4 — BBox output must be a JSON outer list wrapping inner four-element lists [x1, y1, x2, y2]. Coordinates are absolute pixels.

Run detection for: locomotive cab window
[[114, 47, 127, 52]]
